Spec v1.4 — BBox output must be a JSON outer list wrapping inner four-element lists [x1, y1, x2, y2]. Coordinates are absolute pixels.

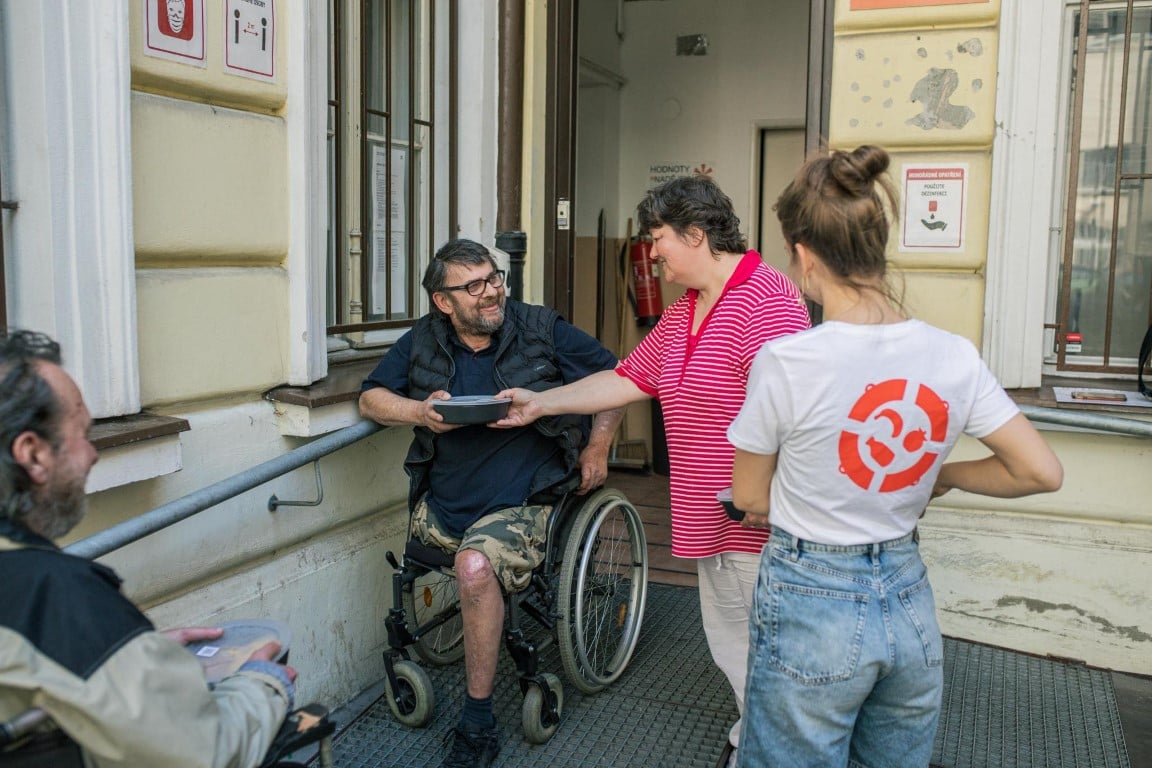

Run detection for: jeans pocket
[[767, 580, 868, 684], [898, 574, 944, 668]]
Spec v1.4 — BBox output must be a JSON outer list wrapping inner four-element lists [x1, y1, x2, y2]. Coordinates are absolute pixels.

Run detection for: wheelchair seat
[[381, 485, 649, 744]]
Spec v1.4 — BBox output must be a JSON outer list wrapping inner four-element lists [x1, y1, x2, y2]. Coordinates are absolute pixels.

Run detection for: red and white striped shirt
[[616, 251, 810, 558]]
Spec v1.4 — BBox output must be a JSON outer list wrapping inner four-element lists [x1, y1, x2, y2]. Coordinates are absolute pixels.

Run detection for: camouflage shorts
[[411, 497, 553, 593]]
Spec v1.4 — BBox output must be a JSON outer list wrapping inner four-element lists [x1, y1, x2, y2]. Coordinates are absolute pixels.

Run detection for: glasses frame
[[439, 269, 506, 297]]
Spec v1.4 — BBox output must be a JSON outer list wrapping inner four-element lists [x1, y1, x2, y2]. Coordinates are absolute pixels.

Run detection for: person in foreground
[[727, 145, 1064, 768], [494, 175, 810, 765], [0, 329, 297, 768], [358, 238, 623, 768]]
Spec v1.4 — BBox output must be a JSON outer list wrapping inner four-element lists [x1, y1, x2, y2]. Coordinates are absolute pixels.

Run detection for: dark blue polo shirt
[[361, 316, 616, 538]]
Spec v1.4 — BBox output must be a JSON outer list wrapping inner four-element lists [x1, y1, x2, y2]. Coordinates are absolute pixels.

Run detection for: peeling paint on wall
[[996, 596, 1152, 643], [906, 67, 975, 130], [957, 37, 983, 56]]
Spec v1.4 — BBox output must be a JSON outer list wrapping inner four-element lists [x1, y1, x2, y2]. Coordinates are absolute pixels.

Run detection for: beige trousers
[[696, 551, 762, 748]]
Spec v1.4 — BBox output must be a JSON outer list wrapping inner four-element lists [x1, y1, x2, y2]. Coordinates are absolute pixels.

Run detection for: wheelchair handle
[[0, 707, 50, 747]]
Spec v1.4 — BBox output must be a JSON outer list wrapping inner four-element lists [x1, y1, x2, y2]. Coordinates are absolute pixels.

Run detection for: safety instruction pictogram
[[900, 164, 967, 251], [144, 0, 206, 66], [224, 0, 275, 82], [838, 379, 950, 493]]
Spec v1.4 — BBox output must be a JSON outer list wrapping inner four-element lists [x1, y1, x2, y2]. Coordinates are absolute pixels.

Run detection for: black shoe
[[442, 726, 500, 768]]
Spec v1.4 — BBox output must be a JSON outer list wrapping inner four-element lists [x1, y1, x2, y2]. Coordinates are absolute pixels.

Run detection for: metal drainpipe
[[496, 0, 527, 301]]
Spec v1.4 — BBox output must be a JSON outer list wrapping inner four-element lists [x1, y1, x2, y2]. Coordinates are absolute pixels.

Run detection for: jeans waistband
[[771, 528, 917, 555]]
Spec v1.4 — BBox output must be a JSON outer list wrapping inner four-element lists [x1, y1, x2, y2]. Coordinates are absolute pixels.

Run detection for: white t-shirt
[[727, 319, 1018, 545]]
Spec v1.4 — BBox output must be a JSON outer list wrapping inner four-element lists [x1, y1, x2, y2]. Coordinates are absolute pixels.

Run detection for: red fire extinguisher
[[628, 236, 663, 327]]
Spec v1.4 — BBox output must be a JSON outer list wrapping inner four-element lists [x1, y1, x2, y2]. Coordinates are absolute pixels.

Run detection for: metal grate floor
[[320, 584, 1131, 768], [933, 638, 1130, 768]]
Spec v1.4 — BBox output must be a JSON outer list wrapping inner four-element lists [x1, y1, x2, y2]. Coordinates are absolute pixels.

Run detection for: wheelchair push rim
[[557, 488, 648, 694]]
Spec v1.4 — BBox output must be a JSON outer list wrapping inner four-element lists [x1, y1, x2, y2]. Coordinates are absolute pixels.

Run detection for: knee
[[455, 549, 496, 591]]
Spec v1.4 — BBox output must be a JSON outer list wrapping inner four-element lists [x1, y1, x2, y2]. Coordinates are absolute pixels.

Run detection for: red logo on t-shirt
[[838, 379, 949, 492]]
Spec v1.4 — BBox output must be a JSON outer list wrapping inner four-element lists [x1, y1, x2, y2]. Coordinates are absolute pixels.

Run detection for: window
[[1052, 0, 1152, 374], [327, 0, 456, 342]]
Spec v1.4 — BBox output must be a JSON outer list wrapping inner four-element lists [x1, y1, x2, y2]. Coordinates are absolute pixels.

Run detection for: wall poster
[[899, 164, 968, 252], [144, 0, 206, 66], [371, 145, 409, 318]]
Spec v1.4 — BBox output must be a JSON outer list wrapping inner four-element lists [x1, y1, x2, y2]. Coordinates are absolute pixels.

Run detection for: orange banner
[[851, 0, 988, 9]]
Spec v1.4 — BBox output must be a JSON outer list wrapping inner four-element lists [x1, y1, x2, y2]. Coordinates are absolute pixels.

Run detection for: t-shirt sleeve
[[615, 308, 672, 397], [727, 345, 789, 456], [964, 354, 1020, 439], [553, 318, 618, 382], [360, 330, 415, 396]]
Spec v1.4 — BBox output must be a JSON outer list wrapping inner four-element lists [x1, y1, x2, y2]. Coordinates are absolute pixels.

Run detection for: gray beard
[[457, 303, 505, 336], [27, 482, 88, 541]]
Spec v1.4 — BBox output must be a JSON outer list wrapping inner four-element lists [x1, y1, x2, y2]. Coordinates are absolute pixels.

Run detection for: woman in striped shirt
[[498, 174, 810, 764]]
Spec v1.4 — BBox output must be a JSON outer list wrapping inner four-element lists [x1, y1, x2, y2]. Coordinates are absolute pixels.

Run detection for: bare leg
[[455, 549, 504, 698]]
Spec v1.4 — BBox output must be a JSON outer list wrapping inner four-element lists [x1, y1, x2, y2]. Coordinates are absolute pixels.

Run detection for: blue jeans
[[737, 529, 943, 768]]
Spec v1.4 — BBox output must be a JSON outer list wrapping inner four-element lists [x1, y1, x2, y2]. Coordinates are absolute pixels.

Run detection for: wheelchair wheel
[[385, 659, 435, 727], [557, 488, 648, 694], [403, 568, 465, 665], [521, 672, 564, 744]]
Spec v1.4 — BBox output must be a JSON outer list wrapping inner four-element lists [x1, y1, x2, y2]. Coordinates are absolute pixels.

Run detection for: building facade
[[0, 0, 1149, 712]]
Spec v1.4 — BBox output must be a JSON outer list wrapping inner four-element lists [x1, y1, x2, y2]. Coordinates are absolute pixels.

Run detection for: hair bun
[[830, 145, 890, 195]]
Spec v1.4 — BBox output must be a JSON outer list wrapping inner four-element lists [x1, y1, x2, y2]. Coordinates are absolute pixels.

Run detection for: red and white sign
[[144, 0, 206, 66], [900, 164, 968, 251], [224, 0, 275, 82]]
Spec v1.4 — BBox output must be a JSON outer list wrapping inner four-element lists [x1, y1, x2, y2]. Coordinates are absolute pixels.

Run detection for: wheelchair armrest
[[404, 539, 456, 570], [1, 709, 84, 768], [258, 703, 336, 768]]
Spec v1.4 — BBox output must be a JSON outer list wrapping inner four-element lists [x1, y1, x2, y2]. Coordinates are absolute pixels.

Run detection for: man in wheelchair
[[0, 330, 310, 768], [359, 239, 623, 768]]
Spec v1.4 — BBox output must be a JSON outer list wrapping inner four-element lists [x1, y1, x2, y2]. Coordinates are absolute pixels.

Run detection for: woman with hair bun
[[727, 145, 1063, 766]]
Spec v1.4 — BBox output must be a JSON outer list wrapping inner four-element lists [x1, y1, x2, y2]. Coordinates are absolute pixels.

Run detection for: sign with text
[[144, 0, 206, 66], [900, 164, 968, 251], [647, 161, 715, 189], [851, 0, 988, 9], [224, 0, 275, 81]]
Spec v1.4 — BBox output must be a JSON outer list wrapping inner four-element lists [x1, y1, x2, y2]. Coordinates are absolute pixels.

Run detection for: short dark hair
[[421, 239, 499, 302], [636, 175, 747, 255], [0, 329, 64, 525]]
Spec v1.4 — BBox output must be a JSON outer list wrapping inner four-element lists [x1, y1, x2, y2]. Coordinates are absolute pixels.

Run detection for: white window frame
[[986, 0, 1065, 388], [287, 0, 330, 384], [0, 0, 138, 416]]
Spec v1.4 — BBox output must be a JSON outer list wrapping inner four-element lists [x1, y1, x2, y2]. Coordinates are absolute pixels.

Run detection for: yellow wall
[[831, 0, 1152, 673], [830, 1, 999, 343], [129, 0, 290, 407]]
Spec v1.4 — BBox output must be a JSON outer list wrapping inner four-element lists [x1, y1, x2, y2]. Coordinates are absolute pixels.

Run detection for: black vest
[[402, 300, 587, 509]]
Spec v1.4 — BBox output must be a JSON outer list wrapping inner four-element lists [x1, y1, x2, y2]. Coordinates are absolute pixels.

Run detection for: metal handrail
[[62, 404, 1149, 562], [1020, 404, 1152, 438], [66, 420, 383, 560]]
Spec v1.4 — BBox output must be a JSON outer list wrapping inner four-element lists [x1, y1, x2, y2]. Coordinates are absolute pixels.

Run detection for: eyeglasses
[[440, 270, 506, 297]]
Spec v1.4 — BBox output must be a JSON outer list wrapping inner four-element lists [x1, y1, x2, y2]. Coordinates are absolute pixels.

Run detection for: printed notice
[[224, 0, 275, 81], [144, 0, 206, 66], [371, 146, 408, 318], [900, 164, 968, 251]]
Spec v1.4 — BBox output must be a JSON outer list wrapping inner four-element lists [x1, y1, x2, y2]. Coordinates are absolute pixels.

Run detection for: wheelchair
[[381, 485, 649, 743], [0, 703, 335, 767]]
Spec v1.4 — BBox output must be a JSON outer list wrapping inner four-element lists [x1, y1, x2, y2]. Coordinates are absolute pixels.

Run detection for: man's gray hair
[[0, 329, 63, 525]]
